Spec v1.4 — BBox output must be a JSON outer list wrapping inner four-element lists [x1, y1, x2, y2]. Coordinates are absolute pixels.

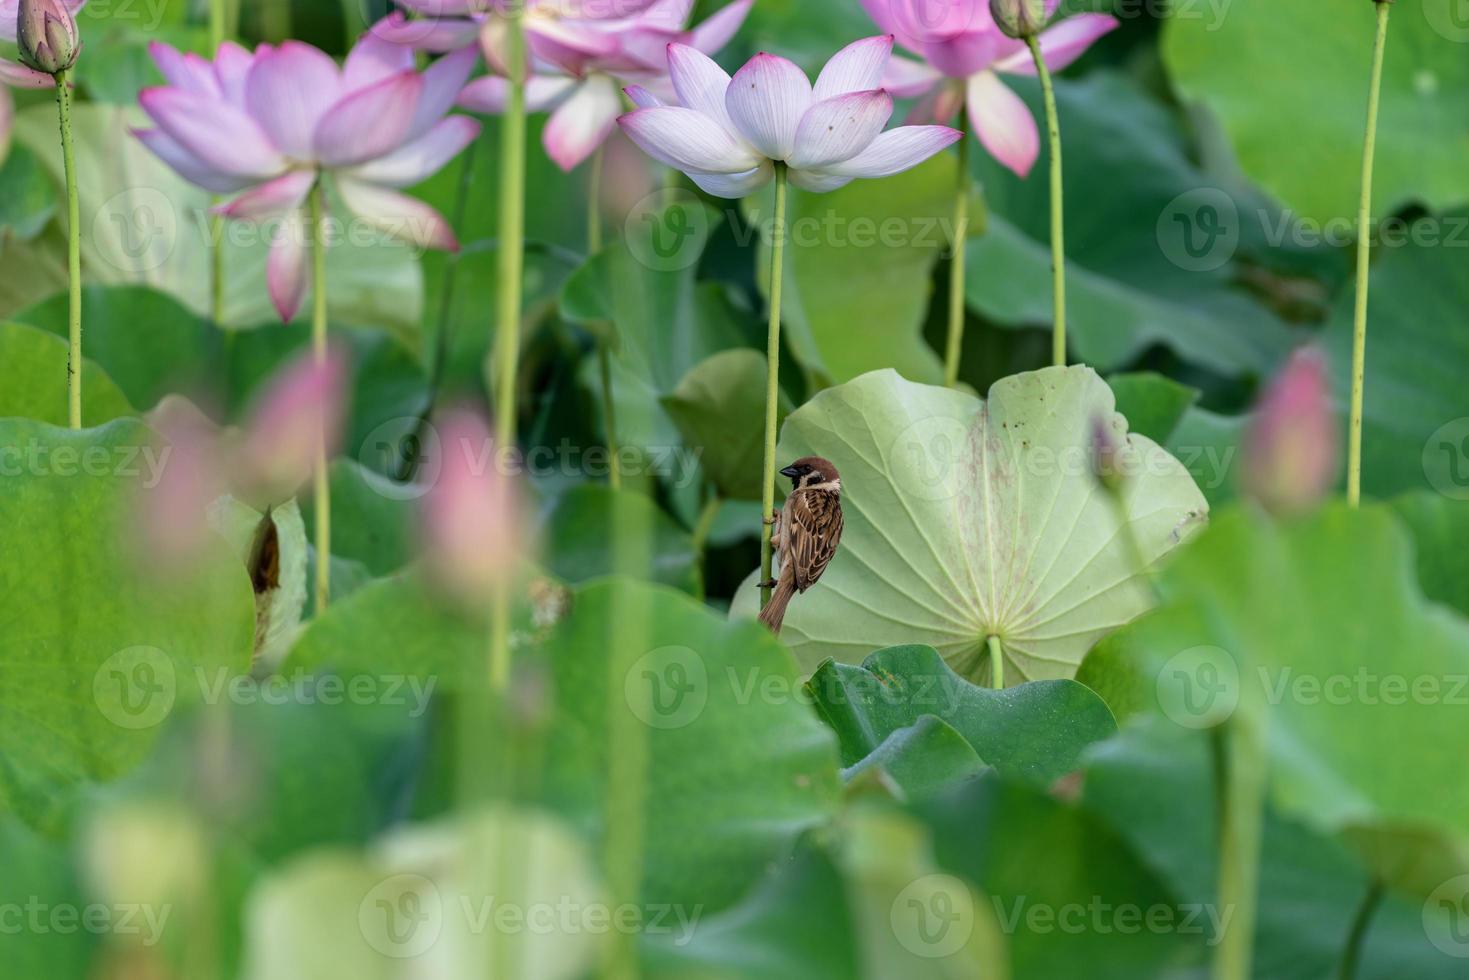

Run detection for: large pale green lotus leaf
[[0, 419, 255, 828], [1081, 504, 1469, 897], [239, 808, 607, 980], [1164, 0, 1469, 223], [733, 367, 1208, 682], [13, 105, 422, 347]]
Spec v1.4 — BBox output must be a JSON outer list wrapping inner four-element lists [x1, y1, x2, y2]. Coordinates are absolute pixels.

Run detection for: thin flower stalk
[[491, 11, 527, 692], [943, 103, 969, 388], [56, 66, 81, 426], [1348, 0, 1391, 507], [1027, 33, 1066, 366], [759, 163, 789, 608]]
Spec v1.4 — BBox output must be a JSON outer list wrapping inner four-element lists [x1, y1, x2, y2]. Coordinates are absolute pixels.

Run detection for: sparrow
[[758, 456, 844, 634]]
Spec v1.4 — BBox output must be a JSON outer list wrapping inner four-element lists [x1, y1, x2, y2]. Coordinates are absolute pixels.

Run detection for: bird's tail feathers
[[758, 573, 798, 634]]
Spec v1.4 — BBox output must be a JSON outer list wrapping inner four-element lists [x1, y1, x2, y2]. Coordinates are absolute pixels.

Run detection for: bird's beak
[[780, 465, 801, 478]]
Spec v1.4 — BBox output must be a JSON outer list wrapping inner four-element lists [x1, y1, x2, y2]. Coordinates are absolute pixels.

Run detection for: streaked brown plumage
[[759, 456, 844, 633]]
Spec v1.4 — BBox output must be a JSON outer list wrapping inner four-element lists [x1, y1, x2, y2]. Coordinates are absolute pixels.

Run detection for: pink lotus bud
[[421, 409, 521, 601], [139, 396, 227, 567], [0, 87, 13, 164], [1090, 413, 1127, 495], [18, 0, 81, 75], [1241, 348, 1339, 516], [236, 347, 349, 504], [990, 0, 1048, 39]]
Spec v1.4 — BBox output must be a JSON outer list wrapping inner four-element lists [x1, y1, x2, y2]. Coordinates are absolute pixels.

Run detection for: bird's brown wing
[[788, 490, 843, 593]]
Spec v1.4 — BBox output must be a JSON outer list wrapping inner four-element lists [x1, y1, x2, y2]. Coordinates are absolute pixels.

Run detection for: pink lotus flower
[[375, 0, 662, 70], [421, 408, 523, 601], [617, 35, 962, 197], [1241, 347, 1340, 517], [862, 0, 1116, 177], [454, 0, 753, 171], [134, 33, 480, 321], [0, 0, 82, 87]]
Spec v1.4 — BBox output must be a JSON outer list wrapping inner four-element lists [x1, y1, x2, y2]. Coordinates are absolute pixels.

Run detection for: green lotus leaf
[[732, 366, 1208, 682], [0, 320, 134, 426], [808, 644, 1116, 789]]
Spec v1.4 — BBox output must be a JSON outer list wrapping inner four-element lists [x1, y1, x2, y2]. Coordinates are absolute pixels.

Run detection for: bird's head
[[780, 456, 841, 492]]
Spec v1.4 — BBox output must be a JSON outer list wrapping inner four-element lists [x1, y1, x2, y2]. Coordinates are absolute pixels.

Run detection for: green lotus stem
[[54, 69, 81, 429], [1026, 35, 1067, 367], [210, 215, 226, 327], [308, 183, 331, 612], [690, 492, 722, 601], [209, 0, 228, 51], [759, 163, 789, 610], [1335, 879, 1385, 980], [209, 0, 229, 335], [490, 14, 527, 691], [944, 105, 970, 389], [1348, 1, 1390, 508], [1212, 718, 1264, 980], [987, 634, 1003, 689], [588, 143, 621, 489]]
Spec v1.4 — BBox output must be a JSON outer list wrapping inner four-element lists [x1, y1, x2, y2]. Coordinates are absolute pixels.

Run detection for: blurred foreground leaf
[[0, 419, 254, 828], [1083, 504, 1469, 896]]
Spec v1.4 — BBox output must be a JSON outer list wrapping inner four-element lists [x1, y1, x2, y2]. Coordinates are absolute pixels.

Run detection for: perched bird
[[759, 456, 845, 634]]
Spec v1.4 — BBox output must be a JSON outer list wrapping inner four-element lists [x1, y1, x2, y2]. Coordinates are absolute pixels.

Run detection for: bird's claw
[[757, 578, 777, 589]]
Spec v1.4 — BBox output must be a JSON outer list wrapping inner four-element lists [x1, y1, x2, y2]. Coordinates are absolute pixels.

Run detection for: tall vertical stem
[[759, 164, 789, 609], [55, 70, 81, 429], [944, 108, 970, 389], [1348, 1, 1390, 508], [209, 0, 230, 336], [1213, 717, 1265, 980], [491, 13, 527, 691], [1336, 879, 1385, 980], [1026, 35, 1066, 367], [209, 0, 228, 51], [588, 143, 620, 489], [308, 183, 331, 612]]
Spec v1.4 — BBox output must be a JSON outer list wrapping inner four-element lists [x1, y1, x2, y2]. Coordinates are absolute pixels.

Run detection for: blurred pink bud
[[141, 396, 227, 566], [1090, 413, 1127, 495], [421, 409, 521, 600], [0, 87, 12, 163], [237, 347, 349, 503], [1241, 347, 1340, 516], [17, 0, 81, 75]]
